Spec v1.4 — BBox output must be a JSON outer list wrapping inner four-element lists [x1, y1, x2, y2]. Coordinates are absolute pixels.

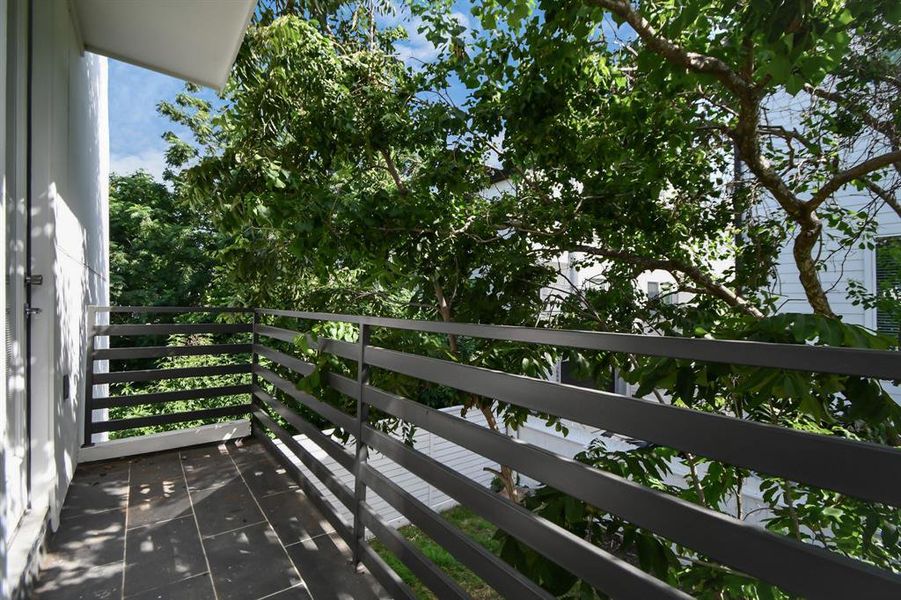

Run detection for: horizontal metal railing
[[83, 307, 901, 599], [83, 306, 255, 441]]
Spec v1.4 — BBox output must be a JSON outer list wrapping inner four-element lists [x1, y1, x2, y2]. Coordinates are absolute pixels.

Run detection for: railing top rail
[[90, 305, 254, 314], [254, 308, 901, 381], [88, 307, 900, 380]]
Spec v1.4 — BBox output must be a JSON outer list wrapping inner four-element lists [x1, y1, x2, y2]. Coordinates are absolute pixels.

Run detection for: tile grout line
[[282, 530, 333, 549], [255, 582, 310, 600], [120, 460, 131, 600], [59, 503, 123, 521], [253, 484, 300, 501], [125, 512, 194, 532], [122, 571, 210, 600], [179, 450, 221, 600], [225, 445, 308, 597], [200, 518, 268, 540]]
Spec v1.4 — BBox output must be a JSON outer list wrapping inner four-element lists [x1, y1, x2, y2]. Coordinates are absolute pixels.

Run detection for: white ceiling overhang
[[70, 0, 258, 90]]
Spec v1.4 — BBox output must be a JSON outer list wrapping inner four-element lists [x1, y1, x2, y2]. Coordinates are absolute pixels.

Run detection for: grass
[[369, 505, 505, 599]]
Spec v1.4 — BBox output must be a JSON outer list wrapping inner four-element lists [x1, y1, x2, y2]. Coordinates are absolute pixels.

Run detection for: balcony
[[33, 306, 901, 599]]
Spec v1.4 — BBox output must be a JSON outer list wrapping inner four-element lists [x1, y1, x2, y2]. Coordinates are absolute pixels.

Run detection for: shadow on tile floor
[[32, 440, 387, 600]]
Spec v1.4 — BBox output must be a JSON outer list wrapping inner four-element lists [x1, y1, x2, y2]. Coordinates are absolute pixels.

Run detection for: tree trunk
[[433, 281, 457, 354], [433, 280, 519, 501], [477, 402, 519, 502], [792, 217, 836, 318]]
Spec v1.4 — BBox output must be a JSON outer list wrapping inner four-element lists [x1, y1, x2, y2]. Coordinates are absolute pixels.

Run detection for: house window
[[875, 236, 901, 342], [648, 281, 677, 305]]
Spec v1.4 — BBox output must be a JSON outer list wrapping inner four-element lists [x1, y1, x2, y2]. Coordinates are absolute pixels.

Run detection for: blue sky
[[107, 21, 466, 180], [108, 60, 218, 180]]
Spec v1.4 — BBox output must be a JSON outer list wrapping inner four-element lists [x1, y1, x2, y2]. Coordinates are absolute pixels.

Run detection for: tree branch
[[379, 148, 407, 193], [807, 150, 901, 211], [863, 177, 901, 219], [587, 0, 749, 94], [805, 84, 900, 148], [570, 244, 764, 318]]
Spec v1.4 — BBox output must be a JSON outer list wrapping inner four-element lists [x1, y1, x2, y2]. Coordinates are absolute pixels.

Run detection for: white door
[[3, 0, 29, 541]]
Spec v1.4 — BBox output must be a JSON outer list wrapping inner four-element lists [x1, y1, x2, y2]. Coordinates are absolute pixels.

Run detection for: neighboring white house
[[486, 153, 900, 402], [483, 175, 687, 317], [0, 2, 255, 597], [760, 89, 901, 404], [483, 173, 732, 397], [771, 195, 901, 404]]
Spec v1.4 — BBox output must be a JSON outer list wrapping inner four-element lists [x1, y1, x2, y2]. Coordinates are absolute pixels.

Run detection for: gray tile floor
[[34, 439, 388, 600]]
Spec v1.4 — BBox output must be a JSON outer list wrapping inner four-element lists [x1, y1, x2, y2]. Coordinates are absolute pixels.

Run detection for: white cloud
[[390, 8, 473, 67], [393, 13, 439, 65], [110, 148, 168, 182]]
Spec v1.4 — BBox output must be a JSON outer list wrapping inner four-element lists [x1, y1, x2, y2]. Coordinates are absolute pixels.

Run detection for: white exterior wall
[[3, 0, 109, 596], [32, 0, 109, 530], [1, 1, 12, 593]]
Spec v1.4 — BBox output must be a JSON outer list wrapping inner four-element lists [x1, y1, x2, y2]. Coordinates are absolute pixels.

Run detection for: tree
[[162, 4, 562, 501], [410, 1, 901, 596], [109, 171, 220, 309], [414, 0, 900, 321], [108, 172, 245, 434], [159, 0, 901, 597]]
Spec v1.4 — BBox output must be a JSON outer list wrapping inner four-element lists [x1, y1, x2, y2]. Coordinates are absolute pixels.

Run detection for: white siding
[[768, 188, 901, 403]]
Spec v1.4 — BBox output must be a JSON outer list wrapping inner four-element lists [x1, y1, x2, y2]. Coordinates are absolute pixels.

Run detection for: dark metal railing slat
[[96, 306, 254, 314], [253, 365, 356, 432], [253, 343, 315, 376], [251, 416, 355, 544], [94, 343, 252, 361], [352, 323, 371, 566], [360, 463, 553, 600], [365, 346, 901, 506], [363, 424, 692, 600], [253, 387, 354, 471], [93, 363, 252, 385], [255, 323, 358, 361], [94, 323, 252, 336], [363, 384, 901, 598], [94, 384, 252, 409], [83, 307, 97, 446], [84, 307, 254, 440], [359, 502, 470, 600], [254, 324, 299, 344], [358, 543, 419, 600], [252, 407, 354, 509], [254, 308, 900, 380], [92, 404, 252, 433]]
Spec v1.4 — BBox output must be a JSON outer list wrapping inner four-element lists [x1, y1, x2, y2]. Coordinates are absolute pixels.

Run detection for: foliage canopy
[[128, 0, 901, 597]]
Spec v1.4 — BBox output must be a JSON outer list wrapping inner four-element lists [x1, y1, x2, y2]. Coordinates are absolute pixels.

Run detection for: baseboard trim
[[5, 507, 50, 600], [78, 419, 251, 462]]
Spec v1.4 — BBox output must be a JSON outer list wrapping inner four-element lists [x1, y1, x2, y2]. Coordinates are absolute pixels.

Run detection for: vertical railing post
[[82, 306, 95, 447], [352, 320, 371, 566], [250, 308, 261, 434]]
